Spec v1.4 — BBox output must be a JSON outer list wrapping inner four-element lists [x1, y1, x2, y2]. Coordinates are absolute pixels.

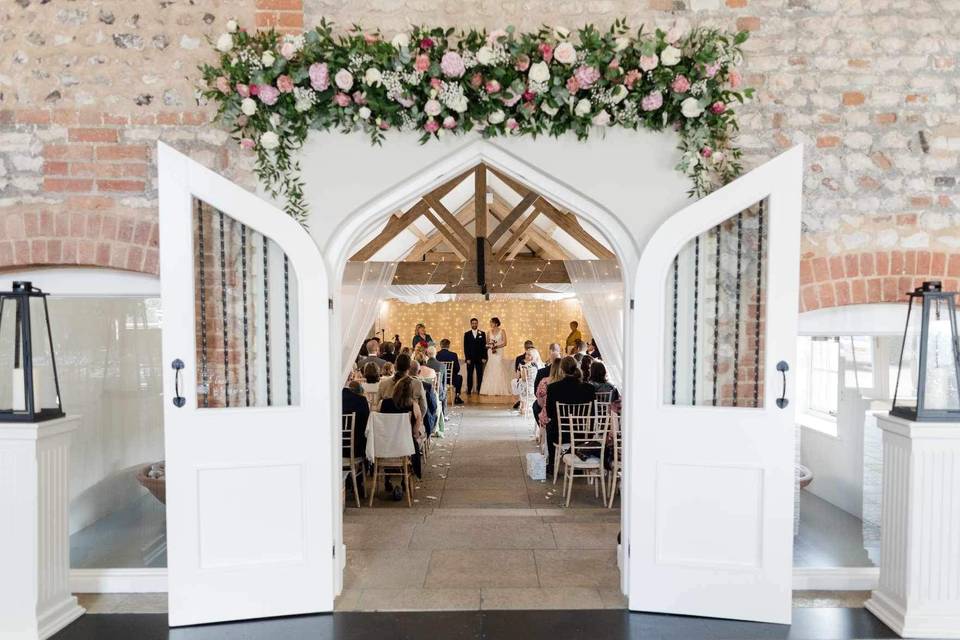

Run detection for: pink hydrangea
[[705, 61, 721, 78], [441, 51, 466, 78], [566, 75, 580, 94], [215, 76, 231, 93], [641, 91, 663, 111], [309, 63, 329, 91], [236, 83, 250, 97], [710, 101, 726, 114], [333, 92, 351, 107], [671, 75, 690, 93], [624, 69, 641, 90], [414, 54, 431, 73], [538, 43, 554, 63], [573, 65, 601, 89], [258, 84, 279, 105], [639, 55, 658, 72], [276, 74, 294, 93], [515, 54, 530, 72], [424, 118, 440, 133], [485, 79, 501, 94]]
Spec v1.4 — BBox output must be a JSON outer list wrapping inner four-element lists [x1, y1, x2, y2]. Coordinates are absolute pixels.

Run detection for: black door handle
[[776, 360, 789, 409], [172, 358, 186, 408]]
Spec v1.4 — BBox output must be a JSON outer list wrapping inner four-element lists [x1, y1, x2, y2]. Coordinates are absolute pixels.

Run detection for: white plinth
[[0, 416, 85, 640], [866, 415, 960, 639]]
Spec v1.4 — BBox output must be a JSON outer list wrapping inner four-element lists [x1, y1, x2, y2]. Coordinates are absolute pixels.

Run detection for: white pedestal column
[[0, 416, 85, 640], [866, 415, 960, 639]]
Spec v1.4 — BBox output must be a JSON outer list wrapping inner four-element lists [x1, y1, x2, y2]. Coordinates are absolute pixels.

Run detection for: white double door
[[157, 142, 802, 627]]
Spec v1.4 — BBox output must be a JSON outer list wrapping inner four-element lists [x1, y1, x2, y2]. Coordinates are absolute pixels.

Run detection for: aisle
[[339, 401, 623, 611]]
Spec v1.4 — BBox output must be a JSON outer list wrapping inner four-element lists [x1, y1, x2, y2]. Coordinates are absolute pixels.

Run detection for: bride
[[480, 317, 514, 397]]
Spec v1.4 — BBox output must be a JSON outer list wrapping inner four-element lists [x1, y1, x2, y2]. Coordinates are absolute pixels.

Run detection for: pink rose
[[424, 118, 440, 133], [573, 65, 601, 89], [705, 61, 721, 78], [624, 69, 641, 90], [671, 75, 690, 93], [258, 84, 279, 105], [641, 91, 663, 111], [441, 51, 466, 78], [710, 101, 726, 114], [379, 121, 391, 130], [240, 138, 255, 150], [566, 75, 580, 94], [515, 54, 530, 72], [501, 93, 521, 107], [430, 77, 442, 90], [279, 41, 297, 60], [506, 118, 519, 130], [522, 100, 536, 113], [276, 74, 294, 93], [470, 72, 484, 89], [414, 54, 431, 73], [522, 89, 535, 101], [334, 69, 354, 92], [309, 63, 330, 91], [639, 55, 658, 72], [352, 91, 366, 105], [236, 83, 250, 97], [443, 115, 457, 129], [728, 70, 742, 89], [420, 37, 434, 50], [333, 92, 351, 107], [248, 84, 260, 96], [701, 146, 713, 158], [485, 79, 501, 94], [538, 43, 553, 63], [364, 32, 380, 44], [215, 76, 231, 93]]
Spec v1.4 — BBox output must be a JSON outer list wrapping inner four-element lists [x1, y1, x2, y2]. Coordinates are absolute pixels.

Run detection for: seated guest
[[378, 376, 424, 500], [536, 357, 563, 430], [381, 342, 396, 363], [545, 356, 596, 478], [532, 343, 561, 428], [512, 340, 535, 409], [379, 353, 428, 421], [382, 362, 395, 378], [425, 345, 447, 405], [587, 338, 602, 361], [414, 352, 437, 381], [357, 338, 386, 371], [435, 338, 464, 405], [361, 362, 381, 395], [589, 360, 621, 405], [579, 354, 594, 382], [410, 359, 437, 435], [341, 381, 370, 498], [400, 346, 412, 356], [571, 339, 587, 362]]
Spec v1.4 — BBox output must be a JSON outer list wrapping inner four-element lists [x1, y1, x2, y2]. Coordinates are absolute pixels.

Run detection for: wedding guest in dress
[[379, 353, 428, 421], [361, 362, 381, 395], [378, 376, 424, 500], [357, 338, 386, 371], [412, 323, 434, 349], [532, 343, 562, 429], [512, 340, 535, 409], [565, 321, 583, 352], [341, 381, 369, 499], [425, 346, 447, 405], [536, 357, 563, 436], [545, 356, 596, 478], [436, 339, 464, 405], [579, 354, 594, 381], [587, 338, 602, 361], [411, 359, 438, 436], [382, 362, 395, 378], [463, 318, 488, 394]]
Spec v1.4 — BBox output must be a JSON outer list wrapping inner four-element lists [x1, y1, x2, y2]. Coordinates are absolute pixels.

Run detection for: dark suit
[[435, 348, 463, 395], [545, 377, 596, 473], [341, 388, 369, 460], [463, 329, 488, 393]]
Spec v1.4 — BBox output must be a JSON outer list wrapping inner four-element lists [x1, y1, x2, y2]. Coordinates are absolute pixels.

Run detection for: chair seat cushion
[[562, 453, 601, 468]]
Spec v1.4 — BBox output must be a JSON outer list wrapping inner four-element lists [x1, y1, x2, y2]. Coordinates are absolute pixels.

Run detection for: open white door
[[157, 143, 334, 626], [628, 146, 803, 623]]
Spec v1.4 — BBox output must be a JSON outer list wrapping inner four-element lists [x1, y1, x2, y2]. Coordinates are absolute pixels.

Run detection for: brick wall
[[2, 0, 959, 314]]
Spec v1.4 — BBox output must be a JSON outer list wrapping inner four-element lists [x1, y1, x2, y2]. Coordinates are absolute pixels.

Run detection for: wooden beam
[[504, 231, 534, 260], [403, 200, 474, 261], [496, 208, 541, 261], [350, 200, 428, 261], [488, 192, 539, 246], [474, 166, 487, 239], [424, 193, 474, 250], [422, 208, 470, 260], [427, 165, 477, 201], [533, 199, 616, 260], [489, 197, 568, 260], [486, 165, 531, 198]]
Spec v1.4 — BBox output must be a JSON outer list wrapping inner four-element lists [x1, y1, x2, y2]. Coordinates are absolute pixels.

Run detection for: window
[[808, 337, 840, 417]]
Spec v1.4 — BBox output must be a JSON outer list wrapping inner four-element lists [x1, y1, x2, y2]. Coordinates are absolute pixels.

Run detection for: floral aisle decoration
[[200, 20, 753, 223]]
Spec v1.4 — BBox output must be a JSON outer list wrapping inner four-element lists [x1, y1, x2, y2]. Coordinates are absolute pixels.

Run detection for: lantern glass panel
[[28, 295, 61, 412], [892, 297, 921, 414], [0, 298, 26, 412], [921, 297, 960, 411]]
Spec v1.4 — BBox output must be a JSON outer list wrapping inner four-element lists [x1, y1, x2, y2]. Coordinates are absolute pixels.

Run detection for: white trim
[[0, 267, 159, 297], [799, 303, 905, 336], [792, 567, 879, 591], [70, 569, 168, 594]]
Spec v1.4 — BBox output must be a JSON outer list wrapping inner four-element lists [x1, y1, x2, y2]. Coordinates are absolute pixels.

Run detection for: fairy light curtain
[[565, 260, 625, 386], [340, 261, 397, 382]]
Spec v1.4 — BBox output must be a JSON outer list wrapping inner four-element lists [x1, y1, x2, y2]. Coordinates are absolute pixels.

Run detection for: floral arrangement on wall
[[200, 20, 753, 222]]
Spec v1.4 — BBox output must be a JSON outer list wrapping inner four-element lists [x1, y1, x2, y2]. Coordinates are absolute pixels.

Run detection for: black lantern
[[891, 280, 960, 422], [0, 281, 64, 422]]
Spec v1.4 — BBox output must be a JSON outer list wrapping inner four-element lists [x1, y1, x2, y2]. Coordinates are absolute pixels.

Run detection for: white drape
[[387, 284, 454, 304], [565, 260, 625, 386], [340, 262, 397, 383]]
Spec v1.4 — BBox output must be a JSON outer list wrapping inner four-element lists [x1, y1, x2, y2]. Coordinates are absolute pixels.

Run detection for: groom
[[463, 317, 488, 394]]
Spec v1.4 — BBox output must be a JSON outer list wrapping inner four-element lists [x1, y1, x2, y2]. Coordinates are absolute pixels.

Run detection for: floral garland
[[200, 20, 753, 223]]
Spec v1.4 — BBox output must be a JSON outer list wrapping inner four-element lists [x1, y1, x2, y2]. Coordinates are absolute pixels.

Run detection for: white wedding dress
[[480, 328, 514, 396]]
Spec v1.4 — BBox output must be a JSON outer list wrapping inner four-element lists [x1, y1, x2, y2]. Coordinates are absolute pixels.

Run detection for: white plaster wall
[[297, 128, 692, 277]]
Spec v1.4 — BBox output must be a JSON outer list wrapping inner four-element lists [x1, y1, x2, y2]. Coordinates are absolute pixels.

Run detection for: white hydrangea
[[439, 81, 468, 113], [690, 79, 708, 97], [293, 87, 316, 113]]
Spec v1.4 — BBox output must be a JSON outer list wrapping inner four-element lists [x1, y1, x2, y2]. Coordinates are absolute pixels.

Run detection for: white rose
[[554, 41, 577, 65], [541, 102, 559, 116], [226, 19, 238, 34], [240, 97, 257, 116], [592, 110, 611, 126], [611, 85, 628, 104], [528, 61, 550, 84], [614, 37, 630, 52], [335, 69, 354, 91], [660, 45, 682, 67], [358, 106, 372, 119], [391, 32, 410, 49], [574, 98, 591, 116], [261, 51, 276, 67], [680, 97, 703, 118], [476, 46, 495, 65], [216, 33, 233, 53], [364, 68, 382, 86], [259, 131, 280, 150], [424, 99, 442, 116], [554, 26, 570, 39], [488, 110, 505, 124]]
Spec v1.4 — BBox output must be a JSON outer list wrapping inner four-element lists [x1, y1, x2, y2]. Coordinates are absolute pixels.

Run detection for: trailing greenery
[[200, 19, 753, 223]]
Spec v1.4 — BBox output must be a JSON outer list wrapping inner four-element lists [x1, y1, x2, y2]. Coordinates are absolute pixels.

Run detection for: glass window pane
[[921, 299, 960, 411]]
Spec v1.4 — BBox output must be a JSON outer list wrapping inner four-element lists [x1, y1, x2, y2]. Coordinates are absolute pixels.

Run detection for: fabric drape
[[386, 284, 453, 304], [564, 260, 624, 386], [340, 261, 397, 383]]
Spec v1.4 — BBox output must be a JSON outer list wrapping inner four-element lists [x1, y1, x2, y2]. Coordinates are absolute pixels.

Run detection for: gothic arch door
[[157, 143, 335, 626], [628, 146, 803, 623]]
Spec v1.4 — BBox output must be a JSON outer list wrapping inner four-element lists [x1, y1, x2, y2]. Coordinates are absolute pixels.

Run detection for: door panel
[[628, 146, 803, 624], [158, 143, 333, 627]]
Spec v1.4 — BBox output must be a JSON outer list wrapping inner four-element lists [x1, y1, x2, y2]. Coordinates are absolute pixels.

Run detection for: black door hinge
[[630, 299, 635, 310], [328, 298, 334, 310]]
